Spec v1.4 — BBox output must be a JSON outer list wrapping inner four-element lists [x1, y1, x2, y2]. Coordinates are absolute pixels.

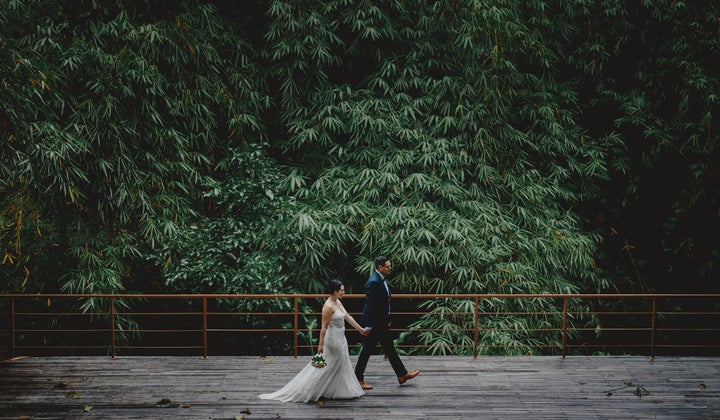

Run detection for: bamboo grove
[[1, 0, 718, 355]]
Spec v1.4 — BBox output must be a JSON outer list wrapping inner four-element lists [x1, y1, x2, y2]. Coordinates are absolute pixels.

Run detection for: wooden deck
[[1, 355, 719, 419]]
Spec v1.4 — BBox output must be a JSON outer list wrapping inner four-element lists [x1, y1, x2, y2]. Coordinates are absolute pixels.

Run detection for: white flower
[[311, 353, 327, 368]]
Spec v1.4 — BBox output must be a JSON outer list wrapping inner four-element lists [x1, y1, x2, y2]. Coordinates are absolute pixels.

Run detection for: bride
[[259, 279, 370, 403]]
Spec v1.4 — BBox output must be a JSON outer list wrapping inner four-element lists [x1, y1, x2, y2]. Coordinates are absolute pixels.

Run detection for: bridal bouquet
[[311, 353, 327, 368]]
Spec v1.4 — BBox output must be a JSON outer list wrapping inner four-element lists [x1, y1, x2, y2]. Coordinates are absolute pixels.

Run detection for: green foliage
[[266, 0, 607, 353], [1, 0, 717, 356], [0, 1, 268, 300], [571, 0, 720, 293], [157, 144, 293, 310]]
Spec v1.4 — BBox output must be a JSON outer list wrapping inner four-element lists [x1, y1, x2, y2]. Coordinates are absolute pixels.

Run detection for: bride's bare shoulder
[[321, 299, 335, 313]]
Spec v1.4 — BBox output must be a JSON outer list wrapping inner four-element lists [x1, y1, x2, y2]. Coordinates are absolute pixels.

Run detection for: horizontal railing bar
[[114, 330, 204, 333], [564, 344, 652, 347], [14, 329, 111, 333], [478, 312, 562, 316], [654, 345, 720, 348], [656, 312, 720, 316], [4, 293, 719, 298], [573, 327, 653, 331], [11, 313, 110, 316], [11, 310, 714, 317], [568, 312, 653, 315], [206, 329, 295, 333], [10, 311, 683, 317], [114, 346, 204, 349], [197, 312, 299, 316], [2, 326, 671, 334], [656, 328, 720, 332], [14, 345, 109, 349], [3, 293, 719, 358], [114, 312, 208, 316]]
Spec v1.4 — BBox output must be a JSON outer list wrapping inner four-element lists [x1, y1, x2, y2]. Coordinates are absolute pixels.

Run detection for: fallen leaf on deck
[[632, 385, 650, 398], [156, 398, 173, 408]]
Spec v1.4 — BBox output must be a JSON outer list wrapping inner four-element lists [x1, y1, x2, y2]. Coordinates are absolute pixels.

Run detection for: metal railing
[[1, 293, 718, 359]]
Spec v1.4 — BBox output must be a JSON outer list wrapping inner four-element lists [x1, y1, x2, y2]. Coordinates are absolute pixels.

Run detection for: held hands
[[359, 327, 370, 336]]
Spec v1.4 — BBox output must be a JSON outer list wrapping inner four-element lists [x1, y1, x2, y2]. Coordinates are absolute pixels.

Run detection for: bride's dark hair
[[326, 279, 343, 294]]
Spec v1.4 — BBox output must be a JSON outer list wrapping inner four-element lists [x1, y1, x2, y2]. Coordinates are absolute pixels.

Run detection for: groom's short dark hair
[[374, 255, 389, 268]]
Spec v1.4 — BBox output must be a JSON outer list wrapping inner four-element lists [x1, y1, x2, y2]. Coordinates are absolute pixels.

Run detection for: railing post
[[11, 297, 15, 359], [202, 297, 208, 359], [110, 297, 116, 359], [473, 296, 479, 359], [650, 296, 657, 360], [562, 296, 568, 359], [293, 297, 299, 359]]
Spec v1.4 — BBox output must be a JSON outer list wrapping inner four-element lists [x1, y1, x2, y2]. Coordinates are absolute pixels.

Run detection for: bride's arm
[[317, 303, 333, 353], [339, 301, 367, 334]]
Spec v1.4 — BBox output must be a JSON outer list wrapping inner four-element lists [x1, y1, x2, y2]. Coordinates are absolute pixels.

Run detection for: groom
[[354, 255, 420, 389]]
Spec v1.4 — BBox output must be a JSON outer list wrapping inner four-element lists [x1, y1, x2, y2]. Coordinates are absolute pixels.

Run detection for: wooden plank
[[1, 356, 719, 419]]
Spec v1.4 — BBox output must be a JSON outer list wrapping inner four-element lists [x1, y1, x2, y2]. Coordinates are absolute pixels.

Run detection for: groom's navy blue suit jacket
[[361, 270, 391, 329]]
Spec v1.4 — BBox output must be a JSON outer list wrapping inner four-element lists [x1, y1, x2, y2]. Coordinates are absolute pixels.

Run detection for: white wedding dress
[[259, 310, 365, 403]]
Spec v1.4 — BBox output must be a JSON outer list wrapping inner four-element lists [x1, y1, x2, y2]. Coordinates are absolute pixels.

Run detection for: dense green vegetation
[[1, 0, 718, 355]]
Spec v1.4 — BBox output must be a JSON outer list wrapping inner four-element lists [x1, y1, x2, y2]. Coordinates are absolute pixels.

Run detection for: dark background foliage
[[1, 0, 718, 354]]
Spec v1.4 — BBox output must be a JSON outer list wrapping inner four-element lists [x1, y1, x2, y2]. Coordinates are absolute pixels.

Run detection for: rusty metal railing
[[0, 293, 718, 359]]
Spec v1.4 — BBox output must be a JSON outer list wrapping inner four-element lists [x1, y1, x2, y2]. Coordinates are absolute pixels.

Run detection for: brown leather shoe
[[398, 370, 420, 384], [359, 381, 373, 390]]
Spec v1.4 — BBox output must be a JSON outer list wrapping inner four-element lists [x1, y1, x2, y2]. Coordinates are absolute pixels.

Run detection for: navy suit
[[354, 270, 408, 380]]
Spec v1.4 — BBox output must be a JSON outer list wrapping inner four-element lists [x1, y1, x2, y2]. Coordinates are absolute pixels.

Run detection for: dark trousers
[[354, 324, 407, 380]]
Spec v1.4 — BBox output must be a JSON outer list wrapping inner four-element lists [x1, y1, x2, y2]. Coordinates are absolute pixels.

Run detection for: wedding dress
[[259, 310, 365, 403]]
